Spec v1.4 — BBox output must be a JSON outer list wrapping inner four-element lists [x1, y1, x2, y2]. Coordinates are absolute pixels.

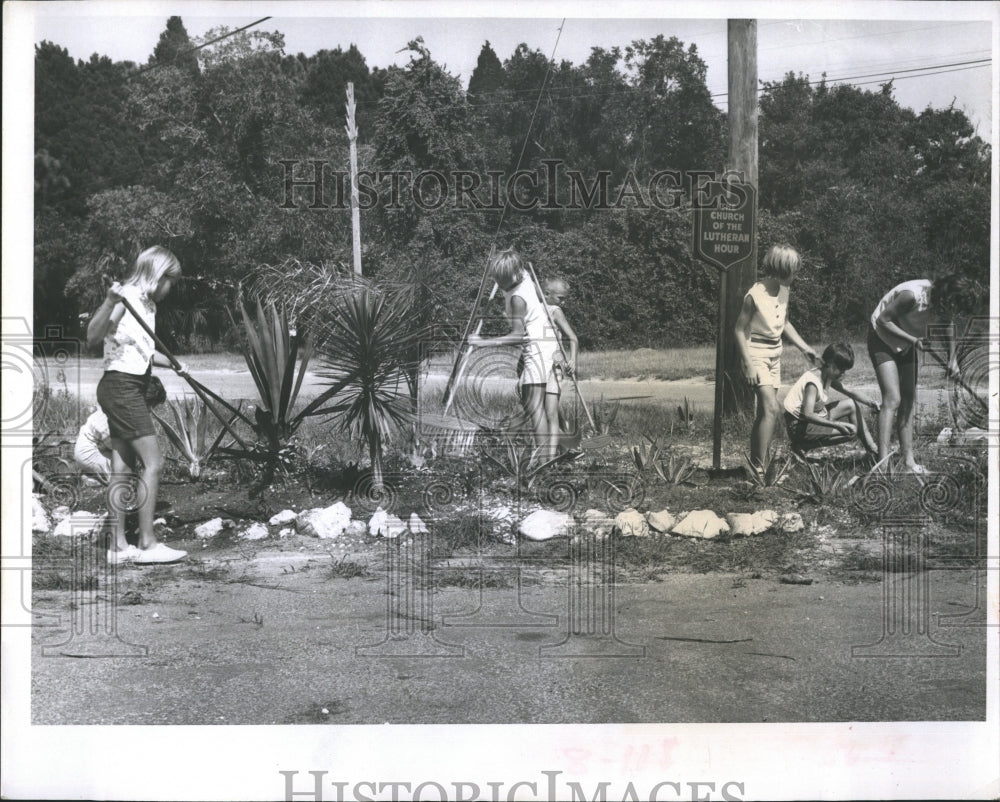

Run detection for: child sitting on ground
[[783, 343, 878, 457], [74, 376, 168, 483]]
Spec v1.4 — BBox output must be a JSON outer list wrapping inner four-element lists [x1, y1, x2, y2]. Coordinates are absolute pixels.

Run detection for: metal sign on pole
[[346, 82, 362, 276], [693, 179, 757, 470]]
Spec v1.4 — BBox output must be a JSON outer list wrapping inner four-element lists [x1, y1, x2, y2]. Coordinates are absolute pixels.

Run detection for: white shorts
[[747, 344, 782, 388]]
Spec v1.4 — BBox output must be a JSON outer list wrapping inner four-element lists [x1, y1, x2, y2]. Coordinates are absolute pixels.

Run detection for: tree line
[[34, 17, 991, 352]]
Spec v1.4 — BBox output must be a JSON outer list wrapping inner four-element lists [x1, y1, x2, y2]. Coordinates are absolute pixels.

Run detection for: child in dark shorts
[[87, 246, 189, 565], [868, 275, 976, 473], [783, 344, 878, 457]]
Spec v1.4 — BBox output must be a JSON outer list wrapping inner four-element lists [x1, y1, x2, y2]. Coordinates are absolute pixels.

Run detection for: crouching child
[[783, 343, 878, 457]]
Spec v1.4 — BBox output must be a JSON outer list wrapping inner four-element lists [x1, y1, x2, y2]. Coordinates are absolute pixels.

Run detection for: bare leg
[[128, 435, 162, 549], [873, 359, 901, 461], [897, 377, 923, 473], [107, 441, 136, 552], [544, 392, 561, 461], [521, 384, 547, 465], [750, 385, 779, 468]]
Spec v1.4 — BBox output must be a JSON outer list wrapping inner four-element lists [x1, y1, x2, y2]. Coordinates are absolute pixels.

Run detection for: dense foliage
[[35, 19, 991, 349]]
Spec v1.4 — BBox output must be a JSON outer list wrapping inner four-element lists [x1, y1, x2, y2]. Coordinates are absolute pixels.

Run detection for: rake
[[118, 295, 254, 452]]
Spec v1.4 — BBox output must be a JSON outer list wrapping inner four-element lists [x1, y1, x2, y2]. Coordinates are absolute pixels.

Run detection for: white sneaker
[[106, 545, 141, 565], [134, 543, 188, 565]]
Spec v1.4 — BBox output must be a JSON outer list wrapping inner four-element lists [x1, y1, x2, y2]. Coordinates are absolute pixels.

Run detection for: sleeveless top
[[104, 283, 156, 374], [870, 279, 931, 353], [503, 277, 551, 344], [782, 368, 828, 419], [746, 281, 789, 345]]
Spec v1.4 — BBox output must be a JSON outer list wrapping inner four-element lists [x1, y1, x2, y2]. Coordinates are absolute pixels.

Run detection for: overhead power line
[[129, 16, 272, 79]]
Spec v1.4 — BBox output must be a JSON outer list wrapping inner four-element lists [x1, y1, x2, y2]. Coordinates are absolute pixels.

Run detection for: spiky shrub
[[789, 457, 852, 504], [153, 397, 240, 480], [313, 285, 425, 491], [655, 451, 698, 485], [240, 297, 315, 451], [631, 435, 664, 474], [743, 447, 794, 488]]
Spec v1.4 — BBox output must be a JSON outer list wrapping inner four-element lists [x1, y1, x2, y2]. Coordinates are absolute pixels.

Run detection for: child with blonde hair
[[87, 246, 188, 564], [541, 276, 580, 457], [734, 244, 818, 473], [468, 248, 561, 462]]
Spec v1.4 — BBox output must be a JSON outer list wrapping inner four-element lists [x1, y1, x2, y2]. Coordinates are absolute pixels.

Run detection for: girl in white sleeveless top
[[734, 245, 818, 473], [87, 246, 188, 565]]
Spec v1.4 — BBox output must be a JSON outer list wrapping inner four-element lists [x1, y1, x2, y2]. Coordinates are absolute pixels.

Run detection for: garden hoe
[[118, 295, 253, 452]]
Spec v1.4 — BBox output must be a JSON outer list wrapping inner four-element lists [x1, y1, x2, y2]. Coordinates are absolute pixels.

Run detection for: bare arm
[[468, 296, 528, 348], [874, 290, 919, 347], [800, 384, 852, 433], [830, 379, 879, 410], [86, 283, 125, 349], [782, 320, 818, 363], [733, 294, 756, 380], [549, 307, 578, 372]]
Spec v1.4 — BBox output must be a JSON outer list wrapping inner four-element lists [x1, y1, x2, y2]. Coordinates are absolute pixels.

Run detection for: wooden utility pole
[[723, 19, 758, 414], [346, 82, 362, 275]]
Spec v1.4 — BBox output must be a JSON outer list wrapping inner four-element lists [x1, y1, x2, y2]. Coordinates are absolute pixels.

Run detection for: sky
[[24, 1, 997, 141]]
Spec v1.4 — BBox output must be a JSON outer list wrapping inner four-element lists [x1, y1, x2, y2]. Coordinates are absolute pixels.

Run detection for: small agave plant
[[154, 397, 240, 480]]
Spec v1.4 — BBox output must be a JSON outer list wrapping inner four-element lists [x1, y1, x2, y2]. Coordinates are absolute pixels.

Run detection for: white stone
[[32, 495, 51, 534], [646, 509, 676, 533], [344, 520, 368, 538], [936, 427, 954, 444], [751, 509, 779, 534], [581, 509, 615, 538], [278, 527, 295, 539], [614, 508, 649, 538], [194, 517, 226, 539], [485, 505, 515, 524], [297, 502, 352, 539], [268, 509, 298, 526], [50, 505, 72, 523], [671, 510, 730, 539], [518, 509, 573, 541], [408, 513, 429, 535], [53, 512, 106, 538], [779, 512, 805, 533], [726, 513, 756, 537], [239, 522, 269, 541], [369, 506, 407, 539]]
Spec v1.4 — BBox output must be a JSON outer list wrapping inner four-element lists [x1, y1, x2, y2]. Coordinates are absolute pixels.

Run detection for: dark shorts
[[96, 370, 155, 440], [867, 326, 917, 388]]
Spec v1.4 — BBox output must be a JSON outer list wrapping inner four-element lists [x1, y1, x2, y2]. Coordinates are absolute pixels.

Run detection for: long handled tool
[[921, 344, 989, 414], [443, 281, 500, 416], [118, 296, 254, 452], [525, 261, 598, 433]]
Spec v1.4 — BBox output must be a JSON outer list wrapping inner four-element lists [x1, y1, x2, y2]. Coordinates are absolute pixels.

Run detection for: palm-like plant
[[313, 285, 425, 491], [239, 297, 315, 449], [153, 397, 240, 480]]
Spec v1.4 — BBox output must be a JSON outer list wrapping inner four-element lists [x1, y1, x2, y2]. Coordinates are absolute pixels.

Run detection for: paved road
[[30, 549, 987, 725], [55, 359, 949, 419]]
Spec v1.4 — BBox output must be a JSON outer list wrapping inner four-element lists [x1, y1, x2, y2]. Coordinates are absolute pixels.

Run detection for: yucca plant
[[676, 396, 696, 430], [743, 446, 794, 489], [631, 435, 664, 473], [312, 284, 426, 491], [239, 297, 315, 448], [789, 455, 852, 504], [153, 397, 241, 480], [655, 451, 698, 486]]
